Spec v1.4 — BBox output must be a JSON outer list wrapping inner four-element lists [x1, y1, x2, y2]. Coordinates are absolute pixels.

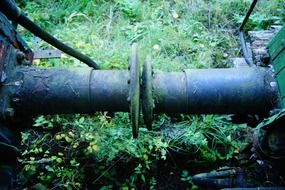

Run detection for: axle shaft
[[7, 65, 280, 137]]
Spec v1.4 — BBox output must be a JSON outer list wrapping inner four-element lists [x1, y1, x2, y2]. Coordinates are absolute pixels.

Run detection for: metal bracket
[[238, 0, 259, 66], [33, 50, 62, 59], [33, 37, 61, 59]]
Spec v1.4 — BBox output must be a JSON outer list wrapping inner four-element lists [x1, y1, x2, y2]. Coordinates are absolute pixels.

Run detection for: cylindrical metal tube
[[152, 72, 188, 113], [11, 67, 129, 115], [90, 70, 129, 112], [153, 67, 279, 114], [9, 67, 279, 116]]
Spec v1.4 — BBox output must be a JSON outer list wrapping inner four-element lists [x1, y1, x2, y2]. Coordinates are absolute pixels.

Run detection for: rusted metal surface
[[192, 167, 248, 188], [253, 109, 285, 162], [0, 12, 33, 62], [152, 68, 279, 114], [0, 39, 8, 82], [11, 68, 130, 115], [184, 68, 279, 114], [152, 71, 188, 113], [7, 65, 280, 135]]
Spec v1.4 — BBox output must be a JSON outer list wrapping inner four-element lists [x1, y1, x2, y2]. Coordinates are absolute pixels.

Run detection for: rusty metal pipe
[[10, 68, 129, 115], [10, 66, 280, 117], [151, 67, 279, 114]]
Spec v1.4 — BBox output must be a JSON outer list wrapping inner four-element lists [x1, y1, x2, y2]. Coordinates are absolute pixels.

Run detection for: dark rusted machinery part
[[11, 68, 130, 115], [253, 110, 285, 162], [0, 0, 99, 69], [0, 11, 34, 120], [0, 15, 22, 186], [152, 68, 278, 114], [142, 56, 153, 130], [0, 12, 33, 63], [7, 65, 279, 129], [192, 167, 248, 189], [152, 71, 188, 113], [184, 68, 278, 113]]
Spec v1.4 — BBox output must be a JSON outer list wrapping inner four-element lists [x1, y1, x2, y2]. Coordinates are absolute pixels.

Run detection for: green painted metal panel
[[276, 74, 285, 106], [272, 50, 285, 74], [268, 25, 285, 61], [268, 25, 285, 107]]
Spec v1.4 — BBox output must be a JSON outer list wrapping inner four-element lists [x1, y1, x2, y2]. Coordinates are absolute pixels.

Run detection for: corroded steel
[[152, 68, 278, 114], [11, 68, 130, 115], [0, 12, 33, 62], [253, 109, 285, 162], [192, 167, 247, 188], [7, 65, 280, 133]]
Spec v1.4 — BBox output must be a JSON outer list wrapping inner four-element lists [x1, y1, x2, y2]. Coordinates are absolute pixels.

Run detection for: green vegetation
[[15, 0, 285, 189]]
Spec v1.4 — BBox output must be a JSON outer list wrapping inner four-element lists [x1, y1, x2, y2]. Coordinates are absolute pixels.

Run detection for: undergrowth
[[14, 0, 285, 189]]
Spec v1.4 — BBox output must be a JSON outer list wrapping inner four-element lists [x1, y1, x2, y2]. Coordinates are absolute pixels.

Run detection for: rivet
[[12, 97, 20, 103], [270, 82, 277, 87], [16, 51, 25, 63]]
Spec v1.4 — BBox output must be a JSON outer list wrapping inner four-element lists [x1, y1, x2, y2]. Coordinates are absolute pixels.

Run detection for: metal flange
[[142, 56, 153, 130], [129, 44, 140, 138], [253, 110, 285, 162]]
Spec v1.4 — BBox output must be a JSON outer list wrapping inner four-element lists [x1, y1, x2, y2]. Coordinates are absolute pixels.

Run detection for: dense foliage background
[[14, 0, 285, 189]]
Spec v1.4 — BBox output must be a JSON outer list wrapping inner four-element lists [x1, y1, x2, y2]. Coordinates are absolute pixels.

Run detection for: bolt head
[[23, 60, 32, 66], [12, 97, 20, 103], [16, 51, 25, 63], [261, 55, 270, 64]]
